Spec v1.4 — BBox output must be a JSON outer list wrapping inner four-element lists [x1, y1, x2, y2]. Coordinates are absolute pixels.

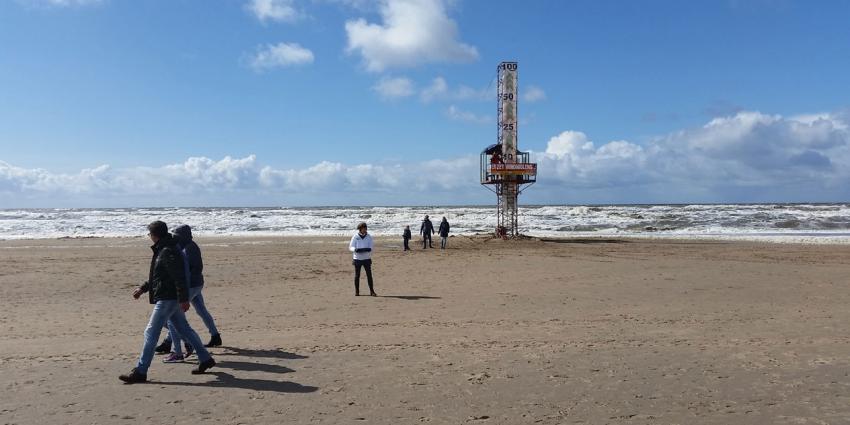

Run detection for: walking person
[[420, 215, 434, 249], [438, 217, 450, 250], [160, 225, 222, 363], [349, 222, 377, 297], [402, 225, 412, 251], [119, 221, 216, 383]]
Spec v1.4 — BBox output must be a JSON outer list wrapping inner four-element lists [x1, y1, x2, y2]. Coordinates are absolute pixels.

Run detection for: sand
[[2, 235, 850, 424]]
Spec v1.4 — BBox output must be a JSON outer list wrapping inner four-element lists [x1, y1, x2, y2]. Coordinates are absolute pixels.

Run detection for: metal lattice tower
[[480, 61, 537, 238]]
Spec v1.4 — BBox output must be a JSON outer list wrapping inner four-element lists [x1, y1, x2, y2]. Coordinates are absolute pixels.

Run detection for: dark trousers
[[403, 238, 410, 250], [353, 259, 374, 294], [422, 233, 432, 248]]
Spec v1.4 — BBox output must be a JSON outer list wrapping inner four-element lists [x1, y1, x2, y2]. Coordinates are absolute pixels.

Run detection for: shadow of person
[[156, 372, 318, 393], [218, 360, 294, 374], [217, 347, 309, 360], [379, 295, 442, 300]]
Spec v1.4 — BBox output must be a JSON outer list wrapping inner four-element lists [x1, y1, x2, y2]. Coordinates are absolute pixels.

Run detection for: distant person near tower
[[349, 222, 376, 296], [402, 225, 412, 251], [420, 215, 435, 249], [438, 217, 450, 249]]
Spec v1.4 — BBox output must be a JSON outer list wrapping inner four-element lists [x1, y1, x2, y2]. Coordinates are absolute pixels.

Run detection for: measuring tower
[[480, 61, 537, 238]]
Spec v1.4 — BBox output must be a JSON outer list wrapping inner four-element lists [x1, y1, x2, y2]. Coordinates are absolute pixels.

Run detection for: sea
[[2, 204, 850, 244]]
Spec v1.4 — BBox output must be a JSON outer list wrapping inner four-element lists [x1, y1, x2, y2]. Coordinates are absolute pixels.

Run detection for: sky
[[1, 0, 849, 207]]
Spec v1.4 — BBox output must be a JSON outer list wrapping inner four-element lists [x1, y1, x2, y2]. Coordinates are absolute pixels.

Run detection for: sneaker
[[162, 353, 185, 363], [205, 334, 222, 348], [191, 358, 216, 374], [154, 339, 172, 355], [185, 342, 194, 358], [118, 368, 147, 384]]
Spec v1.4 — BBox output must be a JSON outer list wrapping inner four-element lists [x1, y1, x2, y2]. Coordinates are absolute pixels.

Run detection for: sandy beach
[[2, 235, 850, 424]]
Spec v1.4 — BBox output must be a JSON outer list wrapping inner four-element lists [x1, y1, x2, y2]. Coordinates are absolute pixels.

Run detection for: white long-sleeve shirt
[[349, 232, 374, 261]]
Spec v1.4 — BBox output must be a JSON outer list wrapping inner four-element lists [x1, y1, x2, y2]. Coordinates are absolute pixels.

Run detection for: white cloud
[[536, 111, 850, 200], [4, 110, 850, 207], [420, 77, 491, 103], [249, 42, 314, 71], [523, 85, 546, 103], [246, 0, 300, 23], [373, 76, 416, 99], [445, 105, 491, 124], [345, 0, 479, 72]]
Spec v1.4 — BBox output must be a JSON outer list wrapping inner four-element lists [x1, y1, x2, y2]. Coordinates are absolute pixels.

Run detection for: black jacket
[[139, 234, 189, 304], [403, 228, 412, 239], [438, 220, 450, 237], [420, 219, 434, 236]]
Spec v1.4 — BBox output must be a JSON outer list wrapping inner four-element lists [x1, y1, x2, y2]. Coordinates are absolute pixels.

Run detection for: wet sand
[[2, 236, 850, 424]]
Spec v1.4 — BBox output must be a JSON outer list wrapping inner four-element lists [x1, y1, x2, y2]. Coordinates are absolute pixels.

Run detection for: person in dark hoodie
[[157, 224, 222, 363], [402, 225, 412, 251], [420, 215, 435, 249], [438, 217, 450, 249], [119, 221, 216, 383]]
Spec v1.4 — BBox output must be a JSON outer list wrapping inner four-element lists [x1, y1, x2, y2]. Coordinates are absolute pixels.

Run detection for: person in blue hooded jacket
[[155, 224, 222, 362]]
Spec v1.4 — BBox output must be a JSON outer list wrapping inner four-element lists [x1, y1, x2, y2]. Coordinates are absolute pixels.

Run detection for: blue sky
[[1, 0, 849, 207]]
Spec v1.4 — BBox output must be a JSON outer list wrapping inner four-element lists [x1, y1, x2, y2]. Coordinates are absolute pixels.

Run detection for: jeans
[[137, 300, 211, 374], [168, 286, 219, 355], [403, 238, 410, 251], [422, 233, 432, 248], [440, 236, 448, 249]]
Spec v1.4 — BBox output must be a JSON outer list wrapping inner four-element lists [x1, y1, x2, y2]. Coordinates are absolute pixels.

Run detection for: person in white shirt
[[349, 222, 377, 296]]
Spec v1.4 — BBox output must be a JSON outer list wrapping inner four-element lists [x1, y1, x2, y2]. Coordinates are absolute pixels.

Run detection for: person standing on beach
[[420, 215, 435, 249], [438, 217, 450, 250], [349, 222, 377, 297], [159, 225, 222, 363], [119, 221, 216, 383], [402, 225, 412, 251]]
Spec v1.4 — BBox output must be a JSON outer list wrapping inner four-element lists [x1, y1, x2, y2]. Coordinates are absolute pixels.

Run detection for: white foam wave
[[1, 204, 850, 244]]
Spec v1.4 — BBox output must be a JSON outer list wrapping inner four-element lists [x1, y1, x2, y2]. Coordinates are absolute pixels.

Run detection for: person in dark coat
[[118, 221, 216, 384], [157, 225, 222, 362], [402, 225, 412, 251], [420, 215, 434, 249], [438, 217, 450, 249]]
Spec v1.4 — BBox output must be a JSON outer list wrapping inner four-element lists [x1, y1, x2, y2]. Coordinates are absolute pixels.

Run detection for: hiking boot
[[162, 353, 185, 363], [205, 334, 222, 348], [191, 358, 216, 374], [118, 368, 147, 384], [154, 339, 172, 354]]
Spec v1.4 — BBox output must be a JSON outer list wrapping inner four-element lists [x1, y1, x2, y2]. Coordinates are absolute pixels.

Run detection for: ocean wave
[[1, 205, 850, 243]]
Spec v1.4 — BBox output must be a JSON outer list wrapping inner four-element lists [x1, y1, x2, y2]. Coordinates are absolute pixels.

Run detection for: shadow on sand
[[217, 360, 294, 374], [378, 295, 442, 300], [155, 371, 318, 393], [216, 346, 309, 360]]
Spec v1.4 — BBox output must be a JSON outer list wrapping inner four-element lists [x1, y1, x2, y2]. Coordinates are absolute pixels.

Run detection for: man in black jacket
[[420, 215, 434, 249], [119, 221, 216, 384]]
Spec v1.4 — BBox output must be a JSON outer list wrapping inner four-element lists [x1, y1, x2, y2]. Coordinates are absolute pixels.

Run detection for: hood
[[173, 224, 193, 240]]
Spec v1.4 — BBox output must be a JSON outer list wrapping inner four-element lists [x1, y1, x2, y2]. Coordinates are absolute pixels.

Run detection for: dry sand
[[2, 235, 850, 424]]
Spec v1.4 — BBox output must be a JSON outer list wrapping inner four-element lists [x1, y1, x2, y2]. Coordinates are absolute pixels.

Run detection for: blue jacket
[[173, 225, 204, 288]]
